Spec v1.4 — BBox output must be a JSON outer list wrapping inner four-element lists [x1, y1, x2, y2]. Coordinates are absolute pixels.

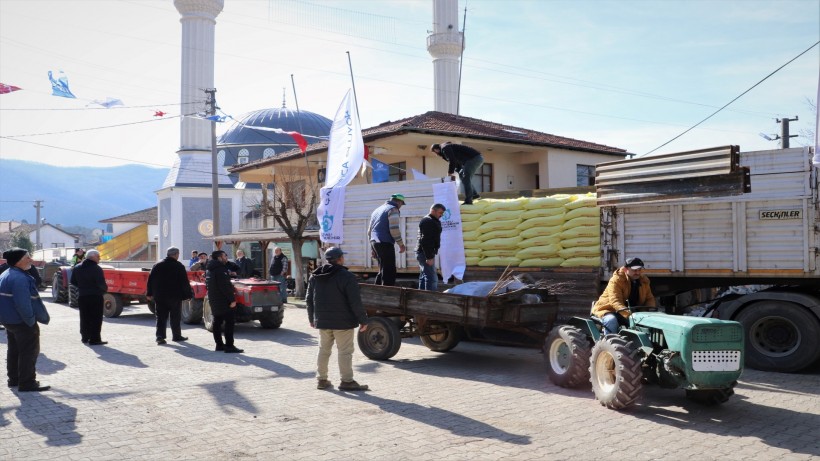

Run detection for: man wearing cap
[[368, 194, 407, 286], [70, 249, 108, 345], [416, 203, 446, 291], [430, 142, 484, 205], [0, 248, 51, 392], [306, 247, 369, 391], [592, 257, 656, 334], [71, 248, 85, 267]]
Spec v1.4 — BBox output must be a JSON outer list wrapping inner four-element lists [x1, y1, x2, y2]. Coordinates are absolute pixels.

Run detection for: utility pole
[[205, 88, 220, 247], [777, 116, 798, 149], [33, 200, 43, 250]]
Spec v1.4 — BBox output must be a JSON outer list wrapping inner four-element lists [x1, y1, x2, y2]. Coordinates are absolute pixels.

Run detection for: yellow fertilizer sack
[[464, 248, 483, 257], [560, 226, 599, 239], [561, 236, 600, 248], [518, 234, 562, 248], [462, 230, 481, 242], [465, 257, 481, 266], [461, 212, 483, 222], [461, 220, 481, 232], [478, 229, 519, 241], [482, 249, 519, 258], [518, 214, 565, 230], [519, 257, 564, 268], [480, 209, 524, 222], [564, 206, 599, 221], [515, 244, 562, 260], [478, 218, 521, 233], [521, 207, 565, 220], [521, 225, 563, 240], [561, 216, 598, 231], [484, 198, 529, 212], [480, 236, 523, 250], [464, 240, 483, 250], [460, 201, 489, 214], [524, 194, 572, 210], [558, 245, 600, 259], [561, 256, 600, 267], [564, 193, 596, 210], [477, 256, 521, 267]]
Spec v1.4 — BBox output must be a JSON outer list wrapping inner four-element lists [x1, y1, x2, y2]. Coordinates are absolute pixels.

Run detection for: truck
[[337, 146, 819, 373]]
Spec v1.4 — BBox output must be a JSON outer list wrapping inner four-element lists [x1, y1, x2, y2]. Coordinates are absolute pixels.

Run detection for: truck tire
[[420, 323, 462, 352], [736, 301, 820, 372], [685, 388, 734, 405], [181, 299, 203, 325], [52, 272, 67, 303], [544, 325, 592, 388], [258, 308, 284, 329], [69, 285, 79, 309], [357, 317, 402, 360], [589, 335, 642, 410], [202, 297, 215, 332], [102, 293, 124, 318]]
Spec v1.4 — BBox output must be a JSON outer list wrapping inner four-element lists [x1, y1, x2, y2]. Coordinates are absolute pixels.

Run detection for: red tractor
[[190, 277, 285, 330]]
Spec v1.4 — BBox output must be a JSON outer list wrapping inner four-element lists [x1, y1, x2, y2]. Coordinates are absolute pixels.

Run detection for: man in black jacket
[[306, 247, 369, 391], [147, 247, 194, 345], [70, 249, 108, 345], [431, 142, 484, 205], [416, 203, 445, 291], [206, 251, 243, 353], [268, 247, 289, 304], [233, 249, 254, 278]]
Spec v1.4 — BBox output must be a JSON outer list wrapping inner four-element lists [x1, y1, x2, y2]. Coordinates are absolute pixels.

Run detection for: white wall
[[29, 225, 77, 249]]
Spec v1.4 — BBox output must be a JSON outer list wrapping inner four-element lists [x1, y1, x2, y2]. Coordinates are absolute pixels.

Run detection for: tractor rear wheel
[[357, 317, 402, 360], [181, 299, 203, 325], [68, 285, 79, 308], [589, 335, 643, 410], [544, 325, 591, 388], [259, 308, 284, 329], [102, 293, 124, 318], [685, 388, 734, 405], [420, 323, 462, 352], [202, 297, 215, 332], [51, 272, 67, 303]]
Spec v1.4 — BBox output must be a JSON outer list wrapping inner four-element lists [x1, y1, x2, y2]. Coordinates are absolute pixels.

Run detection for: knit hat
[[324, 247, 346, 262], [3, 248, 28, 267]]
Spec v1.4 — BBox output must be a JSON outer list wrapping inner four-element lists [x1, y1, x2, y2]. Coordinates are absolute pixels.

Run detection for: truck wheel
[[102, 293, 124, 318], [69, 285, 79, 309], [736, 301, 820, 372], [685, 388, 734, 405], [357, 317, 402, 360], [181, 299, 203, 325], [544, 325, 592, 388], [51, 273, 67, 303], [202, 297, 215, 332], [259, 308, 284, 329], [420, 323, 462, 352], [589, 335, 642, 410]]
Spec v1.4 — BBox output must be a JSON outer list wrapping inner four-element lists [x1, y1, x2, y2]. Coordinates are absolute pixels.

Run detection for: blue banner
[[372, 158, 390, 183]]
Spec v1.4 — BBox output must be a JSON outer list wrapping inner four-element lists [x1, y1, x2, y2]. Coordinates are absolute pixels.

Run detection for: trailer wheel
[[51, 272, 67, 303], [357, 317, 402, 360], [259, 308, 284, 329], [181, 299, 203, 325], [102, 293, 124, 318], [68, 285, 79, 309], [544, 325, 592, 388], [589, 335, 642, 410], [147, 300, 156, 315], [202, 297, 215, 332], [685, 387, 734, 405], [736, 301, 820, 372], [420, 323, 462, 352]]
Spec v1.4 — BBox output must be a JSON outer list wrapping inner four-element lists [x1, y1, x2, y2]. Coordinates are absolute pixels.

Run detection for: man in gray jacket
[[306, 247, 369, 391]]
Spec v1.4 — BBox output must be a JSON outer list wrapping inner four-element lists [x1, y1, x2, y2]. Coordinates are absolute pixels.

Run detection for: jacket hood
[[311, 263, 345, 278], [206, 259, 224, 271]]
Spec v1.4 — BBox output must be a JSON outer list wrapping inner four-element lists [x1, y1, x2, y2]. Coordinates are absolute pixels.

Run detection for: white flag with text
[[433, 181, 466, 281]]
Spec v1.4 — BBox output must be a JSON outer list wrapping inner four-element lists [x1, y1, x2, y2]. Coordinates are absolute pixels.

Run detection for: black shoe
[[462, 201, 473, 205], [224, 345, 244, 353], [172, 336, 188, 342], [81, 338, 89, 344], [7, 380, 18, 388], [18, 382, 50, 392], [473, 194, 481, 200], [215, 344, 225, 351], [88, 341, 108, 346], [156, 338, 167, 345]]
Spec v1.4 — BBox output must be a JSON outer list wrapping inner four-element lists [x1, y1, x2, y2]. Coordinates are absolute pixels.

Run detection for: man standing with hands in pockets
[[416, 203, 445, 291]]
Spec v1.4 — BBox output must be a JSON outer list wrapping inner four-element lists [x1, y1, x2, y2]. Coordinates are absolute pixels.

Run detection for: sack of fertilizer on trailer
[[464, 248, 482, 258], [461, 220, 481, 232], [483, 197, 529, 212], [518, 234, 562, 248], [477, 256, 521, 267], [480, 236, 523, 250], [561, 256, 600, 267], [478, 229, 520, 241], [564, 192, 596, 210], [521, 206, 565, 220], [564, 206, 599, 220], [561, 216, 598, 231], [516, 244, 562, 260], [558, 245, 600, 259], [521, 225, 563, 240], [462, 230, 481, 242], [460, 201, 489, 215], [465, 256, 481, 266], [519, 257, 564, 268], [478, 218, 521, 233], [517, 214, 565, 230], [480, 209, 522, 222], [482, 249, 519, 258], [524, 194, 572, 210], [561, 236, 599, 248]]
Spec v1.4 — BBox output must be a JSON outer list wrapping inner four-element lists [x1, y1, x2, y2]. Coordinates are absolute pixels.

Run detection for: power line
[[0, 102, 189, 111], [2, 114, 185, 138]]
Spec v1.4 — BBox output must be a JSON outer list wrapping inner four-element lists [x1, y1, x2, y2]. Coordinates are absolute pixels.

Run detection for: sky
[[0, 0, 818, 170]]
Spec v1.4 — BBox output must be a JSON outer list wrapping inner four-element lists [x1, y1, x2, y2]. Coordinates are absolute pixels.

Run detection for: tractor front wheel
[[51, 272, 67, 303], [259, 308, 284, 329], [202, 297, 215, 332], [589, 335, 643, 410], [544, 325, 591, 388], [181, 299, 204, 325]]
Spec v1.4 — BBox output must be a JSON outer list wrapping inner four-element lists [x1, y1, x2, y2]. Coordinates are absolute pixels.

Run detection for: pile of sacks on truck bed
[[460, 193, 599, 268]]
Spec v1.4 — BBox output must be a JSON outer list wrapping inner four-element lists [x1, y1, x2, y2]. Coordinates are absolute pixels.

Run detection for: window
[[237, 148, 250, 165], [577, 165, 595, 186], [473, 163, 493, 193], [388, 162, 406, 182]]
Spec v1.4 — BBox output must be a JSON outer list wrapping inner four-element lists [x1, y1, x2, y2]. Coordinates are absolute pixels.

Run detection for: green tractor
[[544, 307, 744, 410]]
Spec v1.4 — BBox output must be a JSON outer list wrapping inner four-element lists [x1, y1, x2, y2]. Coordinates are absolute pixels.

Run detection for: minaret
[[427, 0, 463, 114]]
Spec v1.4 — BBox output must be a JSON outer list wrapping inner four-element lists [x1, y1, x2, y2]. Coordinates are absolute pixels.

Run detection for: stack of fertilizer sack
[[460, 192, 599, 268]]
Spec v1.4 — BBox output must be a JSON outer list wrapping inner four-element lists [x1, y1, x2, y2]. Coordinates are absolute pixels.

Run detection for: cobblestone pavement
[[1, 293, 818, 461]]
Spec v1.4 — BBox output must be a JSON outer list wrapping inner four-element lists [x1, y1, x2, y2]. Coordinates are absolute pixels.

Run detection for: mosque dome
[[217, 107, 331, 167]]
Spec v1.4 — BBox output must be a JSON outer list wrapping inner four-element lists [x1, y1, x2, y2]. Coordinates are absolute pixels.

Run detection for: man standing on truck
[[233, 249, 254, 279], [147, 247, 194, 345], [188, 250, 199, 269], [431, 142, 484, 205], [269, 247, 289, 304], [206, 250, 243, 353], [368, 194, 407, 286], [70, 249, 108, 345], [306, 247, 369, 391], [416, 203, 445, 291], [190, 252, 208, 271], [592, 257, 656, 334]]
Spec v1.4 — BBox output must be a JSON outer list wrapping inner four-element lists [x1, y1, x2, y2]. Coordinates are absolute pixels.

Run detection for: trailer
[[356, 283, 559, 360]]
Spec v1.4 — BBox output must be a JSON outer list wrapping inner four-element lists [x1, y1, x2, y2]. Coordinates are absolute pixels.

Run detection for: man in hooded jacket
[[306, 247, 369, 391], [205, 251, 243, 353], [592, 257, 656, 334]]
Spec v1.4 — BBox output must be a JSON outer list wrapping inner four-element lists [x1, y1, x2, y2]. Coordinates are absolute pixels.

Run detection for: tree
[[11, 231, 34, 253], [258, 166, 319, 298], [797, 97, 816, 147]]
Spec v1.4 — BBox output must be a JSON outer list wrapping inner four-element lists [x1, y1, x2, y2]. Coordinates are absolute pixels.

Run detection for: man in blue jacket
[[368, 194, 407, 286], [306, 247, 369, 391], [0, 248, 51, 392]]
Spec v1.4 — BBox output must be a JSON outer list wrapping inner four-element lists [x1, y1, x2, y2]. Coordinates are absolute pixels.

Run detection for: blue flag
[[48, 70, 76, 98], [372, 158, 390, 183]]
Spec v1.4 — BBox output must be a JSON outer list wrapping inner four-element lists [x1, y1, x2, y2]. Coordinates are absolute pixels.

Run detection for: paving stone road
[[1, 292, 818, 461]]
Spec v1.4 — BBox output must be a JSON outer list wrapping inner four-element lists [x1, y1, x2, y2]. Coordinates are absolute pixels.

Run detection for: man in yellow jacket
[[592, 257, 656, 334]]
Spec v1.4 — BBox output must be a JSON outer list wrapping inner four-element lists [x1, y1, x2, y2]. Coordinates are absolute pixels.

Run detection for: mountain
[[0, 159, 168, 229]]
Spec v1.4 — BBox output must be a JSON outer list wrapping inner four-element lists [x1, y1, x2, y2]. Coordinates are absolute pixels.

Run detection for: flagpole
[[346, 51, 370, 184], [290, 74, 315, 193]]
